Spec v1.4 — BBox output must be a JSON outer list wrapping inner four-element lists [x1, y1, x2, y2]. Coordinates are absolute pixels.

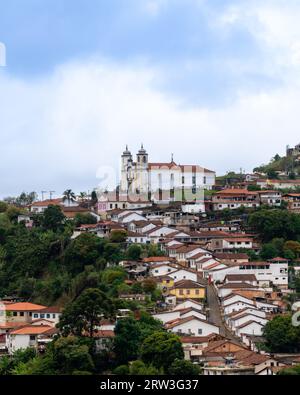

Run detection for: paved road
[[206, 283, 243, 344]]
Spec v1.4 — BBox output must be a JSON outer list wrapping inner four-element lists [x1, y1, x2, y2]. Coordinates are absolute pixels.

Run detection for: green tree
[[263, 315, 300, 353], [129, 360, 162, 375], [294, 273, 300, 293], [74, 213, 97, 227], [142, 278, 157, 293], [51, 336, 94, 374], [6, 206, 23, 222], [103, 243, 123, 263], [168, 359, 201, 375], [114, 317, 142, 364], [41, 205, 66, 232], [109, 230, 127, 243], [267, 170, 278, 179], [64, 233, 104, 274], [260, 243, 279, 260], [141, 331, 184, 371], [16, 192, 37, 207], [91, 191, 98, 204], [101, 267, 127, 285], [127, 245, 142, 261], [284, 241, 300, 258], [249, 210, 300, 242], [278, 365, 300, 375], [63, 189, 76, 206], [58, 288, 114, 337], [113, 365, 130, 375], [0, 201, 8, 213]]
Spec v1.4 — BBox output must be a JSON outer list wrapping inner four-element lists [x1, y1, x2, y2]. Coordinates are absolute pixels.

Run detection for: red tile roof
[[10, 325, 57, 335], [4, 302, 46, 312]]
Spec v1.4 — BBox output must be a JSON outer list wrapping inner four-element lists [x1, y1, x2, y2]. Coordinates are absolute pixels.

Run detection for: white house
[[235, 320, 265, 337], [210, 261, 288, 289], [173, 299, 204, 312], [169, 269, 198, 282], [150, 264, 178, 277], [119, 212, 146, 224], [127, 232, 150, 244], [166, 316, 220, 336], [229, 313, 268, 330], [217, 282, 259, 298], [153, 307, 206, 324], [6, 325, 57, 354]]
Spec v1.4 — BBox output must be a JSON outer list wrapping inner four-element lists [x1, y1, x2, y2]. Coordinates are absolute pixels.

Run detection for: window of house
[[52, 314, 56, 319], [33, 313, 38, 318], [46, 314, 50, 319], [13, 312, 18, 317], [195, 290, 200, 295], [40, 314, 45, 319], [179, 290, 184, 295], [30, 335, 36, 341], [20, 312, 24, 317], [198, 329, 203, 335]]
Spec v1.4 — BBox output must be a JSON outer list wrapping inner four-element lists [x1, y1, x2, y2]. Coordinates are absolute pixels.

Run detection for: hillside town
[[0, 144, 300, 375]]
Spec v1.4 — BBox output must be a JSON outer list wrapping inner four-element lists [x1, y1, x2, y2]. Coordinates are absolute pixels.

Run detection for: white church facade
[[119, 145, 215, 203]]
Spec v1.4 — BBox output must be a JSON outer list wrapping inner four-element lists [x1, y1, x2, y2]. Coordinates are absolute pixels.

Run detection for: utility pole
[[41, 191, 47, 201]]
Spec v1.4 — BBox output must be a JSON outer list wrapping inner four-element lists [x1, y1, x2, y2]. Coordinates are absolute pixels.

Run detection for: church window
[[143, 156, 147, 163]]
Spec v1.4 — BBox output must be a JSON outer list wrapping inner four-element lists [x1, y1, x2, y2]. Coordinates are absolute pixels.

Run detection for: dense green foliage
[[114, 314, 164, 365], [58, 288, 115, 337], [253, 154, 299, 176], [141, 331, 184, 372], [248, 209, 300, 242], [263, 315, 300, 353], [278, 365, 300, 375]]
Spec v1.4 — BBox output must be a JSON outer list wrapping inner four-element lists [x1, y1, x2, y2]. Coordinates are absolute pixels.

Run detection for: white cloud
[[216, 1, 300, 72], [0, 56, 300, 197]]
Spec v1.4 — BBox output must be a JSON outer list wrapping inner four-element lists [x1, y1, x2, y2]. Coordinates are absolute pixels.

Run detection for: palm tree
[[79, 192, 87, 202], [63, 189, 76, 207]]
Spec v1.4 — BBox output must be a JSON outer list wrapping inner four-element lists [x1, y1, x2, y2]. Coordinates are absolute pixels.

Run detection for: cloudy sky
[[1, 0, 300, 198]]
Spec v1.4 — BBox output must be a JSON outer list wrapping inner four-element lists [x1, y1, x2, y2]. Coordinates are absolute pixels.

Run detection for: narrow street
[[206, 283, 243, 344]]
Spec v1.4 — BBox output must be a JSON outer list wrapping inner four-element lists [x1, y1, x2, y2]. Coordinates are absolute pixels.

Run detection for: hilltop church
[[119, 145, 215, 203]]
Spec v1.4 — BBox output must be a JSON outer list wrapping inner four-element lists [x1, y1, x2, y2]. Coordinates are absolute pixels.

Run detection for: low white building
[[166, 316, 220, 336], [6, 325, 57, 354], [235, 320, 265, 337], [153, 307, 206, 324], [173, 299, 204, 312], [150, 264, 178, 277], [169, 269, 198, 282], [210, 261, 288, 289]]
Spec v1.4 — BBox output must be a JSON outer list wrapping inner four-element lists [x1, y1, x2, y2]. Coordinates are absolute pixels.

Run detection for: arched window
[[143, 156, 147, 163]]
